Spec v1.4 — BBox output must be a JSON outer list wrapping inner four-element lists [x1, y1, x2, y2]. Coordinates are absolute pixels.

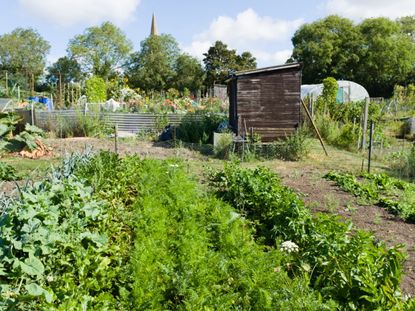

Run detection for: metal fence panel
[[33, 110, 205, 133]]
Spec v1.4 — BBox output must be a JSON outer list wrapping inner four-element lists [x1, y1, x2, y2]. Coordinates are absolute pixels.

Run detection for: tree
[[235, 52, 257, 71], [290, 15, 415, 97], [173, 54, 204, 94], [290, 15, 362, 84], [398, 16, 415, 41], [356, 17, 415, 97], [203, 41, 256, 88], [47, 56, 82, 84], [0, 28, 50, 91], [68, 22, 133, 80], [127, 34, 180, 92]]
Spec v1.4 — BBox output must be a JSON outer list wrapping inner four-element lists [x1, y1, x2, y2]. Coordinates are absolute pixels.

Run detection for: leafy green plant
[[325, 171, 415, 222], [207, 164, 411, 309], [10, 124, 46, 151], [85, 75, 107, 103], [0, 161, 20, 181], [0, 151, 134, 310], [131, 159, 335, 310]]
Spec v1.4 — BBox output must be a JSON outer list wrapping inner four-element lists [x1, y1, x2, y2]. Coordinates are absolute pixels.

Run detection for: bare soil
[[279, 168, 415, 296]]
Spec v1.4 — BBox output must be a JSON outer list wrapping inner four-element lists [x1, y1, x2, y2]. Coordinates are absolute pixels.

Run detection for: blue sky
[[0, 0, 414, 68]]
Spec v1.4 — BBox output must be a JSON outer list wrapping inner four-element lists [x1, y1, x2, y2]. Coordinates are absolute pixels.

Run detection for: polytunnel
[[301, 80, 369, 103]]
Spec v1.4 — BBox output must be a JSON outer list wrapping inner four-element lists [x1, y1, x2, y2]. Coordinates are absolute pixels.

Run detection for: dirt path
[[279, 169, 415, 296]]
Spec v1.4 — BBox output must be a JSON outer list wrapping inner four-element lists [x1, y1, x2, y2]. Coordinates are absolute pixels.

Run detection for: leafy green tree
[[398, 16, 415, 41], [85, 75, 107, 103], [235, 51, 257, 71], [203, 41, 256, 88], [290, 15, 415, 97], [290, 15, 362, 83], [68, 22, 133, 81], [127, 34, 180, 92], [173, 54, 204, 95], [47, 56, 82, 84], [356, 17, 415, 97], [0, 28, 50, 90]]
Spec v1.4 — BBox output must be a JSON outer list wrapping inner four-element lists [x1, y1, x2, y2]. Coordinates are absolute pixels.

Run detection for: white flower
[[280, 241, 299, 253], [169, 164, 179, 168]]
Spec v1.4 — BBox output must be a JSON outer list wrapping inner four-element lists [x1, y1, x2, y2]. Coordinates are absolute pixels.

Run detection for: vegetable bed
[[0, 153, 414, 310]]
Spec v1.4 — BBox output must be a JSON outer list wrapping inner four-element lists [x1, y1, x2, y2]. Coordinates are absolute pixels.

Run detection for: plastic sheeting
[[301, 80, 369, 103]]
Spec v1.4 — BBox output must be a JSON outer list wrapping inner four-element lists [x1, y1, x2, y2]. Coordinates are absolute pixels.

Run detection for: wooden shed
[[228, 63, 302, 142]]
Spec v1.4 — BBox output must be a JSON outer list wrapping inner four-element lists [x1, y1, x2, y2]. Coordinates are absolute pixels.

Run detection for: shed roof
[[231, 62, 302, 78]]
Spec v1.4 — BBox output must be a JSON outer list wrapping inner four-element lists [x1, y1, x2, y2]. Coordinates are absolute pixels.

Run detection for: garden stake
[[114, 123, 118, 154], [361, 97, 369, 149], [301, 99, 328, 156], [368, 121, 374, 173]]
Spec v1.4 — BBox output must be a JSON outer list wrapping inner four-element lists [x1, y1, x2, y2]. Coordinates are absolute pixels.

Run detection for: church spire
[[150, 13, 158, 36]]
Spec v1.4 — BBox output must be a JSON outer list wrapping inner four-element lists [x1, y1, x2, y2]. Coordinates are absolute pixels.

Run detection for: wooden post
[[361, 97, 369, 149], [59, 72, 63, 107], [31, 102, 35, 125], [5, 71, 8, 96], [301, 99, 329, 156], [114, 123, 118, 154], [368, 121, 374, 173], [31, 73, 35, 96]]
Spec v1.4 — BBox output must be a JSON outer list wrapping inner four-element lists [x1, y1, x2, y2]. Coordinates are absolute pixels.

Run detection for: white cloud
[[194, 8, 302, 46], [184, 9, 301, 67], [326, 0, 415, 20], [18, 0, 141, 27], [252, 49, 293, 66]]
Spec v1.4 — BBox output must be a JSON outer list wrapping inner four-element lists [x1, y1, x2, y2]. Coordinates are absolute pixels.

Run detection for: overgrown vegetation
[[177, 112, 227, 144]]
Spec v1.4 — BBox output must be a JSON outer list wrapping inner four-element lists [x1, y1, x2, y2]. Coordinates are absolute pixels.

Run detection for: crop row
[[1, 153, 415, 309], [1, 152, 334, 310], [207, 163, 414, 310], [324, 171, 415, 222]]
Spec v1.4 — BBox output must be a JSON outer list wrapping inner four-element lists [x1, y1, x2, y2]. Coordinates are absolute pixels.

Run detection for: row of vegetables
[[0, 153, 414, 309], [325, 171, 415, 222]]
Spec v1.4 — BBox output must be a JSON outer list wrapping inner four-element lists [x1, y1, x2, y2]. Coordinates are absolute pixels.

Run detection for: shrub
[[177, 112, 226, 144], [389, 143, 415, 180], [85, 75, 107, 103], [332, 122, 360, 151], [272, 127, 310, 161], [213, 133, 233, 159]]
